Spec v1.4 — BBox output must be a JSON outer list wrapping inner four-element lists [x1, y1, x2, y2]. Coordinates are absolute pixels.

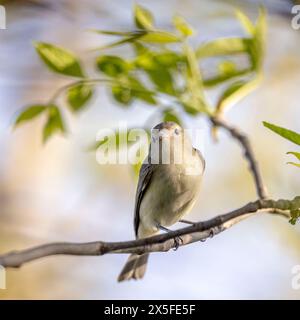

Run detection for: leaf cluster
[[14, 4, 266, 144]]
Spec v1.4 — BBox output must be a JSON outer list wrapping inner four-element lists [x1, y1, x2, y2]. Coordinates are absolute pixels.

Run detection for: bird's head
[[149, 122, 195, 165], [151, 121, 183, 143]]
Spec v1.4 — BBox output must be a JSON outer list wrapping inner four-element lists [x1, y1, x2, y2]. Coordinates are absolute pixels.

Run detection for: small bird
[[118, 121, 205, 281]]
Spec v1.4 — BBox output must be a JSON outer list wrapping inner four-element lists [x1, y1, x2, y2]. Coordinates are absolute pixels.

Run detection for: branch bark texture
[[0, 197, 299, 269]]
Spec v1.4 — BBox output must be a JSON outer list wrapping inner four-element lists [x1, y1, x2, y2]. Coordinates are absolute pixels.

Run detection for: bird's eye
[[174, 128, 180, 135]]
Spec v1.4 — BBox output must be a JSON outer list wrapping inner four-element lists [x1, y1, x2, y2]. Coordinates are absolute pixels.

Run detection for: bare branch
[[0, 197, 298, 269], [210, 116, 268, 200]]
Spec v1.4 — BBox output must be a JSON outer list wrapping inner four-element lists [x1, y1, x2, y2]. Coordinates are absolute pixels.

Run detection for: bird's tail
[[117, 253, 149, 282]]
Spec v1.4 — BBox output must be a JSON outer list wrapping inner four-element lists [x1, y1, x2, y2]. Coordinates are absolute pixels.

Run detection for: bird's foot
[[200, 228, 215, 242], [173, 236, 183, 251], [156, 222, 183, 251]]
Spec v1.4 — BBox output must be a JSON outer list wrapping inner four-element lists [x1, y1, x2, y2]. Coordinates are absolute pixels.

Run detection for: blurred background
[[0, 0, 300, 299]]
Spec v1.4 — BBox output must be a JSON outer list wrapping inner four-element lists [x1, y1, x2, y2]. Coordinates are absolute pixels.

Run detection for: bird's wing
[[134, 162, 154, 237]]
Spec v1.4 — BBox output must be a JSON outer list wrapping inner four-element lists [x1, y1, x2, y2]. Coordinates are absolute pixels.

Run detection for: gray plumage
[[118, 122, 205, 282]]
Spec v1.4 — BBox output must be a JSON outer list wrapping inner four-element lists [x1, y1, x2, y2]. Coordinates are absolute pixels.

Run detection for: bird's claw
[[200, 229, 215, 242], [173, 236, 183, 251]]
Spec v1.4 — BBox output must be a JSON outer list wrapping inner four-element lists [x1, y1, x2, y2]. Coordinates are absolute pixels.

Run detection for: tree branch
[[0, 197, 298, 269], [210, 116, 268, 200]]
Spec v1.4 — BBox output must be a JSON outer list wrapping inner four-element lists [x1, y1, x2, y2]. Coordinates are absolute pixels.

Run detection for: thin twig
[[48, 78, 156, 104], [210, 116, 268, 200], [0, 197, 298, 269]]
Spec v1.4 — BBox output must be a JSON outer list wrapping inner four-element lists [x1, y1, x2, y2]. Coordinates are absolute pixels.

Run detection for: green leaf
[[34, 42, 84, 77], [216, 77, 260, 115], [109, 75, 156, 106], [67, 84, 93, 112], [287, 162, 300, 168], [203, 68, 252, 87], [263, 122, 300, 146], [251, 7, 266, 70], [287, 152, 300, 161], [235, 9, 255, 35], [15, 105, 46, 126], [287, 152, 300, 169], [154, 52, 182, 68], [128, 77, 157, 104], [92, 29, 179, 48], [134, 51, 156, 69], [181, 103, 200, 116], [146, 67, 175, 95], [134, 47, 181, 68], [140, 31, 180, 43], [216, 81, 245, 114], [132, 42, 148, 55], [135, 52, 175, 95], [183, 44, 209, 113], [163, 109, 182, 125], [134, 4, 154, 30], [239, 8, 266, 72], [196, 37, 251, 59], [95, 35, 143, 50], [91, 31, 145, 50], [184, 44, 203, 91], [90, 30, 145, 37], [256, 7, 267, 41], [96, 55, 130, 77], [173, 15, 194, 37], [111, 85, 133, 106], [289, 209, 300, 225], [43, 105, 65, 143]]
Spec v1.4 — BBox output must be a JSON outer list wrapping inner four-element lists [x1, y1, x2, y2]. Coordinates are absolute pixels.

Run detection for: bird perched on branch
[[118, 121, 205, 281]]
